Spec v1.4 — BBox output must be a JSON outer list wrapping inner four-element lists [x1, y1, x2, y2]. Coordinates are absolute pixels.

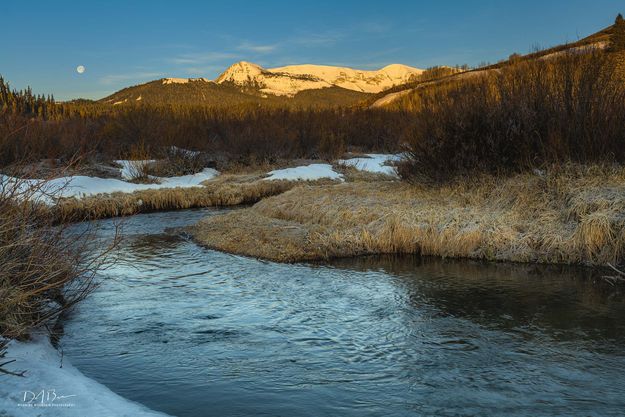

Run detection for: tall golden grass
[[192, 165, 625, 265], [52, 175, 337, 222]]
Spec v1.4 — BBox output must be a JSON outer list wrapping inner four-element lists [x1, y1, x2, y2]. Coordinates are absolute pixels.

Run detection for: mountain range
[[100, 62, 423, 107]]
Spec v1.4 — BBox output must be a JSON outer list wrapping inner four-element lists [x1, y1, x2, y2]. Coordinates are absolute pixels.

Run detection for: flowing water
[[62, 209, 625, 417]]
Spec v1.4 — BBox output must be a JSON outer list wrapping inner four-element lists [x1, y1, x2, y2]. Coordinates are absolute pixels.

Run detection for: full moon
[[76, 65, 85, 74]]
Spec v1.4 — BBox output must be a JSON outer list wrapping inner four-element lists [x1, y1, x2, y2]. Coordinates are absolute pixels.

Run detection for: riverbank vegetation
[[53, 174, 338, 222], [192, 164, 625, 265], [0, 177, 118, 371]]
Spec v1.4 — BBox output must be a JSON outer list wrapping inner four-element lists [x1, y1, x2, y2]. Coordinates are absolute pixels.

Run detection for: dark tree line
[[0, 78, 414, 167], [0, 77, 57, 119]]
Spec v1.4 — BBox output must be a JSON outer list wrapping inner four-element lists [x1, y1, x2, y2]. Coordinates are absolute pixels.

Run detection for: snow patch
[[538, 41, 608, 61], [370, 89, 413, 108], [0, 168, 219, 204], [264, 164, 343, 181], [115, 160, 156, 180], [157, 169, 218, 188], [338, 154, 402, 176], [162, 78, 189, 84], [0, 337, 169, 417]]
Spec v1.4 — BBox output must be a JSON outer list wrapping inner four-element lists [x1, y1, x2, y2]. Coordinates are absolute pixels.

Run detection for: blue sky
[[2, 0, 622, 100]]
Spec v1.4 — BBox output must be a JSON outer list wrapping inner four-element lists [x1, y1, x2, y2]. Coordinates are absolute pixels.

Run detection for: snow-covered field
[[338, 154, 401, 176], [0, 337, 168, 417]]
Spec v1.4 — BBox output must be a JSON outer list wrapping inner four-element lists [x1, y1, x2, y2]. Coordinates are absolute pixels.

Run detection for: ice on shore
[[264, 163, 343, 181], [0, 337, 169, 417], [338, 154, 401, 176]]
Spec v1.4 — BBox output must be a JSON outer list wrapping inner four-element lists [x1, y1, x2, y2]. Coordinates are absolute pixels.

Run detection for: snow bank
[[338, 154, 401, 176], [0, 168, 219, 204], [157, 169, 218, 188], [114, 160, 156, 180], [0, 337, 168, 417], [264, 164, 343, 181]]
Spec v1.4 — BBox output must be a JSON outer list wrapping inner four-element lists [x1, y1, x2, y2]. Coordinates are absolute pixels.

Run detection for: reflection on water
[[330, 256, 625, 345], [62, 209, 625, 417]]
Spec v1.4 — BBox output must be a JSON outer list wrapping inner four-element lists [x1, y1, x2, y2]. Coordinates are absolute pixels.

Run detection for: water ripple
[[62, 210, 625, 417]]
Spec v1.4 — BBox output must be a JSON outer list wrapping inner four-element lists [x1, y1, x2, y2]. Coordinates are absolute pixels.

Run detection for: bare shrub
[[122, 140, 156, 183], [0, 172, 118, 375], [146, 146, 208, 177], [397, 50, 625, 183]]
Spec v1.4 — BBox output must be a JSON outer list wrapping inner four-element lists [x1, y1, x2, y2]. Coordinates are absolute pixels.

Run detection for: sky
[[2, 0, 623, 100]]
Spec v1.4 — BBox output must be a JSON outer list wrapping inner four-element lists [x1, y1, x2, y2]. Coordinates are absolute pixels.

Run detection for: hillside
[[101, 78, 262, 106], [369, 23, 616, 108], [100, 77, 371, 108]]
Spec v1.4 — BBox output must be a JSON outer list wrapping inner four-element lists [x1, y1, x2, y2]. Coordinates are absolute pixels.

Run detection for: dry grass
[[192, 164, 625, 265], [52, 174, 338, 222]]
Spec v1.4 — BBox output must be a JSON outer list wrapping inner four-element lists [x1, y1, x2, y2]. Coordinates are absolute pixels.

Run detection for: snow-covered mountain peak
[[215, 61, 423, 96], [215, 61, 265, 84], [379, 64, 420, 77]]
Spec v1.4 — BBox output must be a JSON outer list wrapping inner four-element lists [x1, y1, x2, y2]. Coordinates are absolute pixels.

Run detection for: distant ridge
[[100, 61, 423, 107]]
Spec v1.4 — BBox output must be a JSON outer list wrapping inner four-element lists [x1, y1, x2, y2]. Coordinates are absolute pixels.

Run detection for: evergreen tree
[[613, 13, 625, 51]]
